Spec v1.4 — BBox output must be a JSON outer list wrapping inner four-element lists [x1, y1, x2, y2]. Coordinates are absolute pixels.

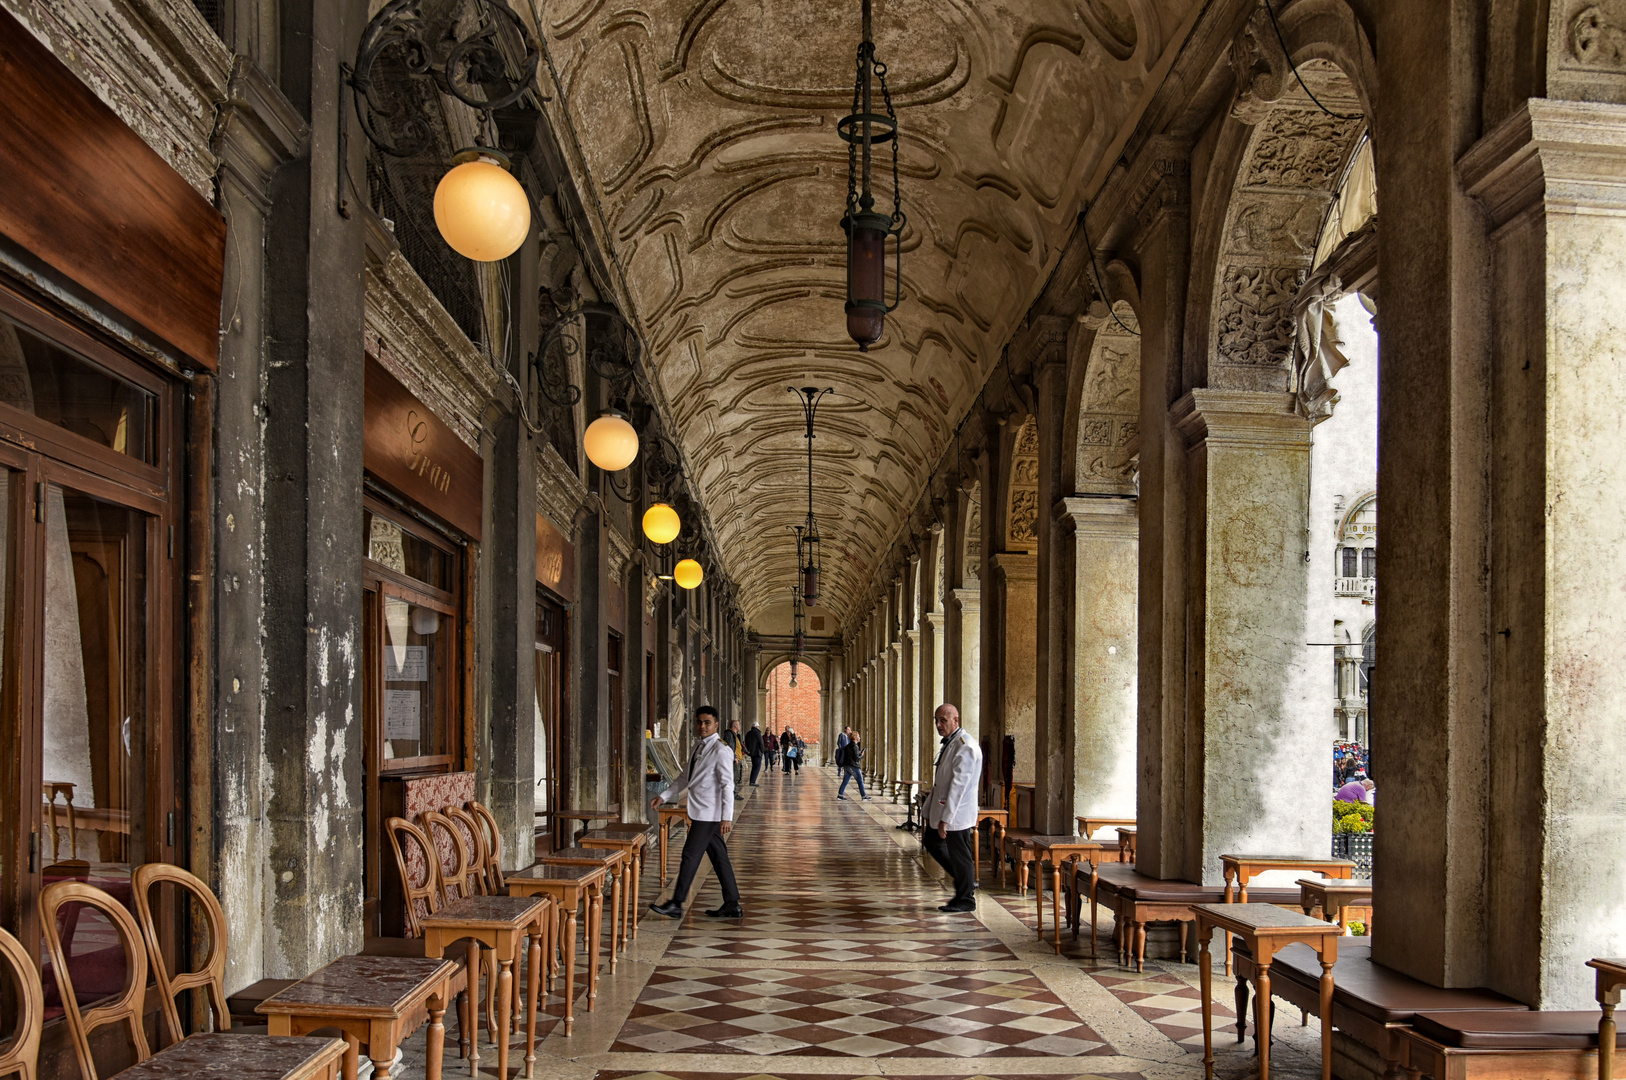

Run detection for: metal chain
[[846, 43, 864, 218], [875, 60, 903, 229]]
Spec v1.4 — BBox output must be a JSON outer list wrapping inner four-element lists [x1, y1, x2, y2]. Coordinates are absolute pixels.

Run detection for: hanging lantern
[[673, 558, 704, 590], [838, 0, 904, 351], [583, 409, 639, 471], [643, 502, 681, 544], [791, 387, 832, 607], [434, 149, 531, 262]]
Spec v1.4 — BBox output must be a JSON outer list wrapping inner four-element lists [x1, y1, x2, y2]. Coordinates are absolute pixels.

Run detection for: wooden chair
[[0, 926, 43, 1080], [444, 806, 489, 896], [468, 801, 506, 894], [131, 864, 298, 1042], [41, 880, 153, 1079], [423, 811, 481, 903], [379, 817, 473, 1060]]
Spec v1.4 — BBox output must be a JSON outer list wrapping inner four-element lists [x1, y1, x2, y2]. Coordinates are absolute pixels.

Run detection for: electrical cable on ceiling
[[1262, 0, 1364, 122], [1079, 202, 1139, 337]]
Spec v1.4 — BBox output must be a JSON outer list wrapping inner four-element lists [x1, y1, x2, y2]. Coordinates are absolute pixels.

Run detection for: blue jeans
[[838, 765, 866, 798]]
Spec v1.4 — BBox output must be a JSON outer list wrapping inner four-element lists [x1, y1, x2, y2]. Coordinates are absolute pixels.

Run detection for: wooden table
[[539, 846, 628, 971], [421, 895, 549, 1080], [975, 807, 1007, 880], [114, 1034, 349, 1080], [579, 825, 654, 945], [1194, 903, 1342, 1080], [1116, 826, 1137, 863], [656, 804, 689, 885], [259, 955, 456, 1080], [1297, 876, 1373, 932], [507, 861, 606, 1035], [1029, 835, 1104, 952], [1077, 816, 1134, 842], [1003, 833, 1044, 896], [554, 808, 618, 849], [1221, 854, 1355, 903], [1590, 958, 1626, 1080]]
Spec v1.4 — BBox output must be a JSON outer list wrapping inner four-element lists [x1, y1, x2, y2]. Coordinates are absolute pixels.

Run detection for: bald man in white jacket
[[922, 704, 981, 912], [649, 705, 743, 919]]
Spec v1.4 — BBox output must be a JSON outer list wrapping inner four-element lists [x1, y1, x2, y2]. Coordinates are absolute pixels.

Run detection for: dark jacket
[[744, 726, 763, 755]]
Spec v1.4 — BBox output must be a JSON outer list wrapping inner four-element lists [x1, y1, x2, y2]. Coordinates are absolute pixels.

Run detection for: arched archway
[[763, 661, 822, 748]]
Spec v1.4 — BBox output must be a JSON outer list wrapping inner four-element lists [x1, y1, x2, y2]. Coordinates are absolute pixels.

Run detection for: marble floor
[[393, 766, 1331, 1080]]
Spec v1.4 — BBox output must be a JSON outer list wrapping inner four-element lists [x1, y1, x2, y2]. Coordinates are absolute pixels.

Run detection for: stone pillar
[[260, 0, 368, 975], [827, 652, 845, 761], [888, 640, 904, 792], [903, 628, 921, 786], [573, 503, 610, 810], [1061, 496, 1139, 826], [1167, 390, 1320, 884], [1032, 321, 1072, 833], [994, 554, 1038, 794], [210, 58, 306, 989], [953, 588, 982, 746], [926, 612, 946, 723]]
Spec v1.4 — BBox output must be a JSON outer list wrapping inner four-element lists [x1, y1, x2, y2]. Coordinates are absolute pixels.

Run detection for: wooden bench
[[1242, 941, 1527, 1079], [1401, 1009, 1624, 1080], [1084, 864, 1305, 970]]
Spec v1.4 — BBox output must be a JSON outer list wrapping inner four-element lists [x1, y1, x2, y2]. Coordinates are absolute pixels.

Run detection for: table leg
[[475, 941, 493, 1043], [1053, 864, 1063, 953], [1033, 863, 1044, 939], [607, 865, 621, 973], [1090, 878, 1099, 958], [1199, 927, 1215, 1080], [464, 944, 481, 1076], [973, 827, 980, 880], [1601, 1002, 1616, 1080], [1136, 920, 1147, 973], [427, 992, 446, 1080], [372, 1046, 395, 1080], [495, 956, 513, 1080], [1257, 961, 1273, 1080], [588, 885, 603, 1006], [1319, 954, 1334, 1080], [341, 1036, 361, 1080], [1224, 868, 1236, 904], [562, 903, 578, 1035], [525, 926, 541, 1079], [660, 820, 670, 886], [629, 850, 641, 940]]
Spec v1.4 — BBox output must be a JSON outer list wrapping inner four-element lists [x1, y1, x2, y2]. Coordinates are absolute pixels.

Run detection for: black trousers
[[748, 753, 762, 784], [922, 825, 976, 903], [669, 819, 740, 907]]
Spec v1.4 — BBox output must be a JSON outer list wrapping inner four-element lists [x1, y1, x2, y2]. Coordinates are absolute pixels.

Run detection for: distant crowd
[[1334, 742, 1374, 804]]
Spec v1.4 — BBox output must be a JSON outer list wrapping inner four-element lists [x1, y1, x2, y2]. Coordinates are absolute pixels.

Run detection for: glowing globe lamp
[[673, 558, 704, 590], [434, 150, 530, 262], [643, 502, 680, 544], [583, 409, 639, 471]]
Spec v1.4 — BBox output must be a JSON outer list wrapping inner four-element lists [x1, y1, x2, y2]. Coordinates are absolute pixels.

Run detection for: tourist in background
[[744, 721, 764, 786], [836, 728, 868, 801]]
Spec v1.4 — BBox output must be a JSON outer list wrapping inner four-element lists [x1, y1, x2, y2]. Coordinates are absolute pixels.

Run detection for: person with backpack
[[836, 727, 868, 800], [782, 727, 801, 775]]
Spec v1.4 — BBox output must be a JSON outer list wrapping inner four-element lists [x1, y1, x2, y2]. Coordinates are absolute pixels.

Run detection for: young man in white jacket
[[922, 704, 981, 913], [649, 705, 743, 918]]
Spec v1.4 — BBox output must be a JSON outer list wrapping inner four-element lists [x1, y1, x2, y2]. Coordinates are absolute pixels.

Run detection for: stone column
[[260, 0, 369, 974], [994, 554, 1039, 797], [888, 640, 904, 793], [903, 628, 921, 786], [1061, 496, 1139, 825], [1166, 390, 1320, 884], [1032, 321, 1072, 833], [953, 588, 982, 745], [926, 612, 946, 723]]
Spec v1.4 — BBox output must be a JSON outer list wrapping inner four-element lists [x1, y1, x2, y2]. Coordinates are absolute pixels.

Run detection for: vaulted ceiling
[[536, 0, 1201, 627]]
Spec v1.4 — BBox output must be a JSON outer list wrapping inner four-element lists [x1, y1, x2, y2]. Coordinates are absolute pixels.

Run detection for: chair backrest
[[443, 806, 488, 896], [422, 811, 477, 904], [468, 801, 505, 893], [131, 864, 230, 1044], [0, 926, 43, 1080], [41, 881, 151, 1080], [385, 816, 443, 938]]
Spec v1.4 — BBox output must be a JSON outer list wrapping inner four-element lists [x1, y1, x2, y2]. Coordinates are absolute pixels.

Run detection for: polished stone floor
[[394, 765, 1330, 1080]]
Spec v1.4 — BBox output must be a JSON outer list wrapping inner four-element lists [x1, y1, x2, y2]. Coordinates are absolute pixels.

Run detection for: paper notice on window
[[385, 690, 421, 740], [385, 645, 428, 682]]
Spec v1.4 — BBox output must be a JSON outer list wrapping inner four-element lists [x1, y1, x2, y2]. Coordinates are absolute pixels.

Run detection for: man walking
[[836, 728, 868, 800], [744, 721, 764, 786], [649, 705, 743, 919], [922, 704, 980, 913], [723, 718, 744, 797]]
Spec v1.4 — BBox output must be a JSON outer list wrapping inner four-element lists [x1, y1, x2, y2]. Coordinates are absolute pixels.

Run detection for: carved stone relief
[[1215, 265, 1304, 368], [964, 486, 982, 583], [1572, 3, 1626, 67], [1006, 417, 1039, 550], [539, 0, 1203, 622]]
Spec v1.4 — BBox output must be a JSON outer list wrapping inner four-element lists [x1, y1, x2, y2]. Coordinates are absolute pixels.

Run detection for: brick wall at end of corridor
[[764, 662, 821, 743]]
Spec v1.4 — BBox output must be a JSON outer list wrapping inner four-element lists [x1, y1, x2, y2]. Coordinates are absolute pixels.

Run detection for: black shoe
[[704, 904, 744, 918], [939, 900, 976, 913], [649, 900, 684, 918], [836, 795, 847, 800]]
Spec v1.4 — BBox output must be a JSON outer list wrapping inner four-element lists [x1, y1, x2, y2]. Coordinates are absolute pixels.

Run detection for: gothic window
[[1341, 546, 1358, 577], [1361, 547, 1376, 579]]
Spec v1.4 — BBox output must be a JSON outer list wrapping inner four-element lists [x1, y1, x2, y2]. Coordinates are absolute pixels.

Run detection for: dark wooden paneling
[[363, 357, 484, 540], [0, 10, 226, 371]]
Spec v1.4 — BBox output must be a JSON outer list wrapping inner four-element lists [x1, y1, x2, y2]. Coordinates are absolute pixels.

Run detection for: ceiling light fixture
[[673, 558, 704, 590], [433, 149, 530, 261], [583, 409, 639, 471], [839, 0, 905, 351], [790, 387, 833, 608], [643, 502, 681, 544]]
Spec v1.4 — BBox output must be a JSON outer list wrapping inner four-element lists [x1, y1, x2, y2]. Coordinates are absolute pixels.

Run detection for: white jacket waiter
[[922, 704, 982, 912], [649, 705, 743, 919]]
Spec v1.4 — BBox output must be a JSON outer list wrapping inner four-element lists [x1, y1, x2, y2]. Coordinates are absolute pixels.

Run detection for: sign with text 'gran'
[[364, 355, 483, 540]]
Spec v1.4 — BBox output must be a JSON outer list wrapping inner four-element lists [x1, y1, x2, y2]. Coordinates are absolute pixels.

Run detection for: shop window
[[535, 593, 568, 848]]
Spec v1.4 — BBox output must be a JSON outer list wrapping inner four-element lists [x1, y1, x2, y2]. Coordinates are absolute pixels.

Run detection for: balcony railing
[[1335, 576, 1375, 599]]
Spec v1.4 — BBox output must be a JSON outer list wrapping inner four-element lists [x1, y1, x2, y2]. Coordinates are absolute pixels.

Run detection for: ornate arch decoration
[[962, 481, 982, 584], [1337, 490, 1376, 546], [1004, 417, 1039, 551], [1063, 300, 1142, 494], [756, 651, 830, 692], [1188, 1, 1376, 395]]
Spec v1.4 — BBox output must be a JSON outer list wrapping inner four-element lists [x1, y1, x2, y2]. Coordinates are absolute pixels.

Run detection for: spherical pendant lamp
[[642, 502, 681, 544], [583, 409, 639, 471], [672, 558, 704, 590], [434, 149, 530, 262]]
